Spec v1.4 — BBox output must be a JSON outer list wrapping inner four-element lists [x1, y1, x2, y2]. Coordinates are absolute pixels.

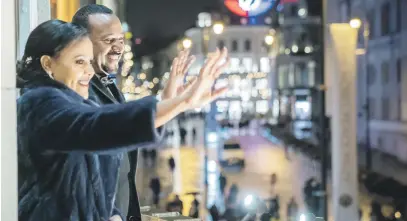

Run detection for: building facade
[[273, 0, 322, 138], [341, 0, 407, 162], [185, 24, 275, 121]]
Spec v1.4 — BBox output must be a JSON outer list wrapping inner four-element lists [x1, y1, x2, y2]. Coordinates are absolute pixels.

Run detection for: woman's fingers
[[183, 77, 197, 91], [209, 48, 228, 77], [211, 87, 228, 100], [182, 55, 196, 75], [202, 86, 229, 105], [213, 57, 230, 79]]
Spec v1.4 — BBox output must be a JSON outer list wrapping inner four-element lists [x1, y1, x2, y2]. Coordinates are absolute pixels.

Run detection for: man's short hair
[[72, 4, 113, 30]]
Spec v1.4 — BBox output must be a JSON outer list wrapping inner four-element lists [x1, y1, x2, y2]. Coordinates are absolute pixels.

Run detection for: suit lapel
[[107, 83, 125, 103], [90, 75, 118, 104]]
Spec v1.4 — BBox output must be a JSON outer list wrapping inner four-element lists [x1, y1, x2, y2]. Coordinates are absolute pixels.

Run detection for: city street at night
[[134, 118, 396, 221]]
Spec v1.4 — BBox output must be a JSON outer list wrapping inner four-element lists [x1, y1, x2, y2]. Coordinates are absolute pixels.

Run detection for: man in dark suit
[[72, 4, 195, 221]]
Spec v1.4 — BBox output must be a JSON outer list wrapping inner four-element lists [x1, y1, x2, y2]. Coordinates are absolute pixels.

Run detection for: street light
[[182, 38, 192, 49], [212, 22, 224, 35], [264, 35, 274, 45], [349, 18, 362, 29], [291, 44, 299, 53]]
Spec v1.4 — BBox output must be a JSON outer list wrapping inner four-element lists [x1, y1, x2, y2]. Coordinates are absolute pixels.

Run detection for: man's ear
[[40, 55, 53, 78]]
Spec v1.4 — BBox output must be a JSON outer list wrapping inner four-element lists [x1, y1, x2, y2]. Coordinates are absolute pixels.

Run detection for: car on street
[[220, 139, 245, 168]]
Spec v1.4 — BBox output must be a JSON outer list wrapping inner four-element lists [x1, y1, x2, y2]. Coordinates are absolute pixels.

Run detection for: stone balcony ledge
[[140, 206, 200, 221]]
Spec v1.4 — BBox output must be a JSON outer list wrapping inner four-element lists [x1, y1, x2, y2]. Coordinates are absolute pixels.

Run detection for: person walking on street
[[180, 127, 187, 145], [287, 197, 298, 221], [149, 177, 161, 208], [168, 156, 176, 172], [168, 155, 176, 182], [219, 172, 227, 196], [192, 127, 197, 143], [189, 195, 200, 218], [173, 195, 184, 215], [268, 195, 280, 220]]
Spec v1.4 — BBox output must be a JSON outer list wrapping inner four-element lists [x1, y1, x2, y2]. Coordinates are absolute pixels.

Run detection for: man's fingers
[[178, 49, 189, 71], [182, 49, 190, 64], [181, 56, 196, 74], [184, 77, 197, 90], [170, 58, 179, 76]]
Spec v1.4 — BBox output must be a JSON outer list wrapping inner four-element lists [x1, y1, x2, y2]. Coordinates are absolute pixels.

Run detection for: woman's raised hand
[[154, 48, 229, 128]]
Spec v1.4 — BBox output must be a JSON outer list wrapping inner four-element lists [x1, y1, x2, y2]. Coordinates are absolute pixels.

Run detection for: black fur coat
[[17, 77, 162, 221]]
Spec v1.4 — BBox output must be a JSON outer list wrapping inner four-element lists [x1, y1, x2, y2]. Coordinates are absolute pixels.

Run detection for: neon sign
[[224, 0, 278, 17]]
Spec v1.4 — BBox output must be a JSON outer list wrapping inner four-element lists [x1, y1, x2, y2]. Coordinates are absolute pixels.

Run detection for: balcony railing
[[140, 206, 200, 221]]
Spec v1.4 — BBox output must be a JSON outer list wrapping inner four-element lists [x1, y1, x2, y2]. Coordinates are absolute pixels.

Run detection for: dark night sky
[[126, 0, 222, 56], [125, 0, 321, 56]]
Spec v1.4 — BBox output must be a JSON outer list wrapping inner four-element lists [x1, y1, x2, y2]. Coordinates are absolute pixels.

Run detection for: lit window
[[229, 101, 242, 120], [256, 79, 268, 89], [230, 58, 240, 72], [278, 65, 288, 88], [242, 101, 254, 112], [251, 89, 258, 97], [260, 57, 270, 72], [256, 100, 269, 113], [231, 78, 241, 97], [215, 78, 228, 89], [252, 64, 259, 72], [242, 57, 252, 72], [216, 101, 229, 113], [308, 61, 316, 86]]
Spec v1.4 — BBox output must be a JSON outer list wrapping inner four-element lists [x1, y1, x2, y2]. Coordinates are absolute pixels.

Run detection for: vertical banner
[[329, 24, 359, 221]]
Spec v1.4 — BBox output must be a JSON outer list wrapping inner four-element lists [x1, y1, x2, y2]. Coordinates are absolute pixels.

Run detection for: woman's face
[[48, 37, 95, 99]]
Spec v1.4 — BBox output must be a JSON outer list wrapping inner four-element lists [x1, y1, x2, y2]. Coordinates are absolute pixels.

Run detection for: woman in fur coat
[[17, 19, 229, 221]]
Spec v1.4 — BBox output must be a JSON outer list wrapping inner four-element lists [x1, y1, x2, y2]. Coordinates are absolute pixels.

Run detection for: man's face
[[88, 14, 124, 74]]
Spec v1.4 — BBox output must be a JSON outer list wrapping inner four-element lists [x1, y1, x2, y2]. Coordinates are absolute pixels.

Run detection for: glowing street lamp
[[182, 38, 192, 49], [212, 22, 224, 35], [349, 18, 362, 29], [264, 35, 274, 45]]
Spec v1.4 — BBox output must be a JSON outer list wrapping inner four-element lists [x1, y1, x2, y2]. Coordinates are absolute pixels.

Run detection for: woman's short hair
[[17, 19, 88, 87]]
